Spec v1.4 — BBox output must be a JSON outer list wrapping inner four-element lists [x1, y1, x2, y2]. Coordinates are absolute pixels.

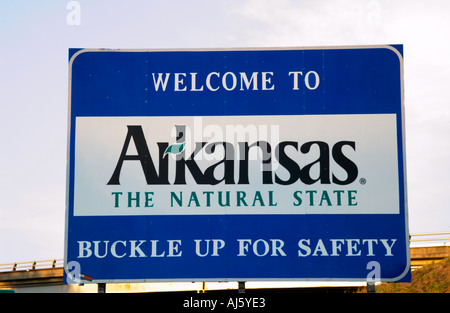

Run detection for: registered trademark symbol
[[359, 178, 367, 185]]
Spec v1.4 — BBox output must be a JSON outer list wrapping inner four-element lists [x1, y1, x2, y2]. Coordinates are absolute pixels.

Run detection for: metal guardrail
[[409, 232, 450, 246], [0, 259, 63, 273]]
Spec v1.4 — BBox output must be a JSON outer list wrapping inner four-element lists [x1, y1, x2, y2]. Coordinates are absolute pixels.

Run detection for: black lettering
[[107, 125, 168, 185], [203, 142, 235, 185], [107, 126, 359, 187], [299, 141, 330, 185], [332, 141, 358, 185], [174, 142, 208, 184], [237, 141, 273, 184], [275, 141, 300, 185]]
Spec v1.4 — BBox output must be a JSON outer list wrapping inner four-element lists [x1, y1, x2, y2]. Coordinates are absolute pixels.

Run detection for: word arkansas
[[107, 125, 358, 186]]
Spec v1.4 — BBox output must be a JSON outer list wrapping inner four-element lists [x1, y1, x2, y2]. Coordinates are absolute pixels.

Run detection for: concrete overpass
[[409, 232, 450, 269], [1, 232, 449, 293]]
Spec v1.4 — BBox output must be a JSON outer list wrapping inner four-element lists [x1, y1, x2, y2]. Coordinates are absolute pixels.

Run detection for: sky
[[1, 0, 449, 264]]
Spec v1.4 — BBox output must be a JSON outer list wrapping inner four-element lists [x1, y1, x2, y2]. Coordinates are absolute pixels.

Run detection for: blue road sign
[[65, 46, 409, 283]]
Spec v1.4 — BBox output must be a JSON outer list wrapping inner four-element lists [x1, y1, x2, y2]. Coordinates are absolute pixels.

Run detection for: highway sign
[[65, 46, 409, 283]]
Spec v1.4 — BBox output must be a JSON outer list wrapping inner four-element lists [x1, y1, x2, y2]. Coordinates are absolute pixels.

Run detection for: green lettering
[[348, 190, 357, 206], [236, 191, 248, 207], [145, 192, 154, 207], [293, 191, 302, 206], [203, 191, 213, 207], [188, 192, 200, 207], [128, 192, 140, 207], [268, 191, 277, 206], [333, 190, 344, 206], [112, 192, 122, 208], [218, 191, 230, 207], [171, 192, 182, 207], [305, 190, 317, 206], [319, 190, 332, 206], [252, 191, 265, 206]]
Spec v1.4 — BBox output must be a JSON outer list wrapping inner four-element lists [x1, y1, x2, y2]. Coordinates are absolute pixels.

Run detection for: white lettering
[[206, 72, 220, 91], [111, 240, 126, 258], [76, 239, 188, 258], [150, 71, 291, 92], [167, 239, 182, 257], [362, 239, 378, 256], [330, 239, 345, 256], [253, 239, 270, 257], [152, 73, 170, 91], [346, 239, 361, 256], [288, 71, 303, 90], [312, 239, 329, 256], [237, 239, 252, 256], [297, 238, 394, 257], [380, 239, 396, 256], [151, 240, 166, 257], [270, 239, 287, 256], [130, 240, 147, 257], [261, 72, 275, 90], [174, 73, 187, 91], [305, 70, 320, 90], [194, 239, 225, 257], [93, 240, 109, 258], [77, 241, 92, 258], [240, 72, 258, 90], [190, 73, 204, 91], [237, 239, 285, 257], [222, 72, 237, 91], [298, 239, 311, 257], [212, 239, 225, 256], [75, 237, 397, 261]]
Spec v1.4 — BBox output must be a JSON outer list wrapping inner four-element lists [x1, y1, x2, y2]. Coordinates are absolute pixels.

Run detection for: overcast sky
[[1, 0, 449, 264]]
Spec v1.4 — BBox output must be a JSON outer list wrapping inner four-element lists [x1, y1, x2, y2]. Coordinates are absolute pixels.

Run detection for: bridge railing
[[0, 259, 63, 273], [410, 232, 450, 247]]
